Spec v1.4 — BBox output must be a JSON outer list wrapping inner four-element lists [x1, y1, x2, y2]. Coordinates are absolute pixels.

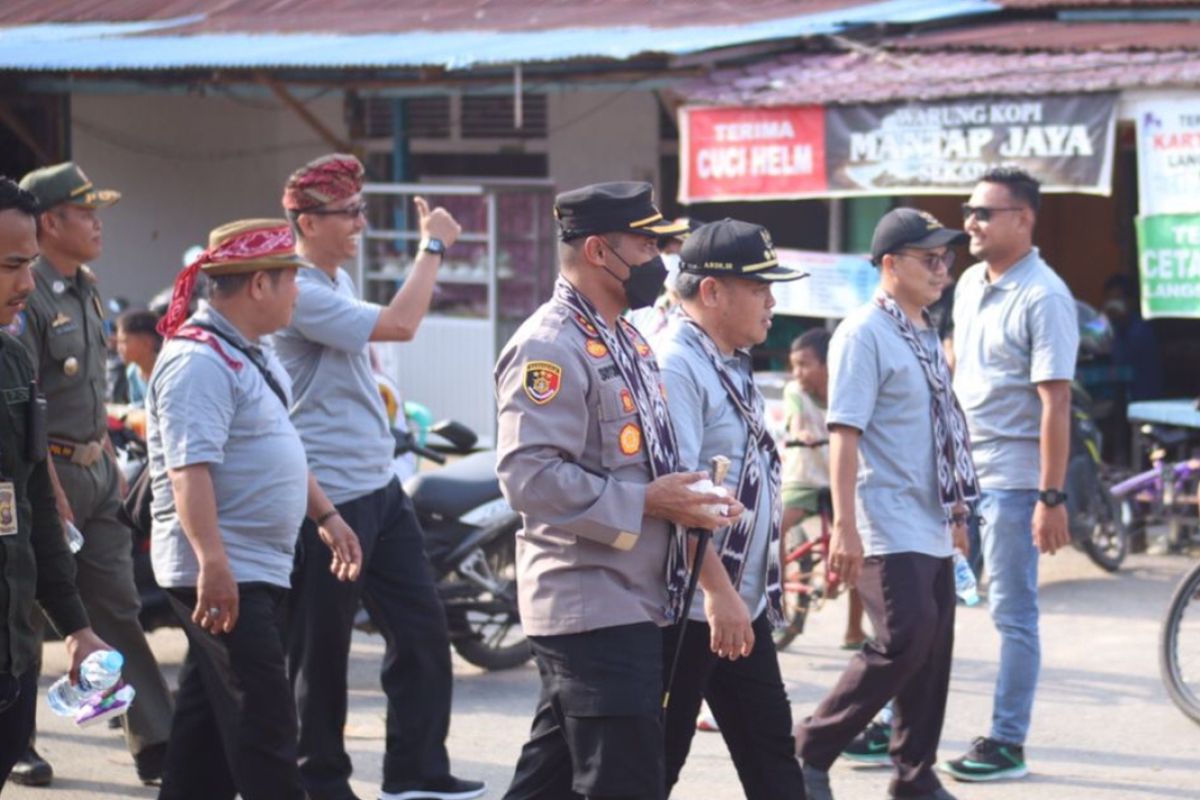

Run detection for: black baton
[[662, 455, 730, 713]]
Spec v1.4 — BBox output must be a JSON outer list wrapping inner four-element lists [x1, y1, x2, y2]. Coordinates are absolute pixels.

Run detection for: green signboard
[[1137, 213, 1200, 319]]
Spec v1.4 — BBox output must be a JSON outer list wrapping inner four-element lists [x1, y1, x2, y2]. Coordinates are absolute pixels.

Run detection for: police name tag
[[0, 482, 17, 536]]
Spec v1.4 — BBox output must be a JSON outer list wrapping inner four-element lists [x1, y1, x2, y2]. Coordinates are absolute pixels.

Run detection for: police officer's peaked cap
[[20, 162, 121, 211], [554, 181, 687, 242], [678, 218, 807, 282], [870, 208, 967, 266]]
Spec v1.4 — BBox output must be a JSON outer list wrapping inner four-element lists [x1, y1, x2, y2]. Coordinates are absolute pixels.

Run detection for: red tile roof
[[886, 20, 1200, 51]]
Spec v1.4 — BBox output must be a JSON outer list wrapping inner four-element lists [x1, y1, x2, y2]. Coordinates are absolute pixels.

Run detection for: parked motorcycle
[[399, 423, 530, 671], [1064, 301, 1130, 572]]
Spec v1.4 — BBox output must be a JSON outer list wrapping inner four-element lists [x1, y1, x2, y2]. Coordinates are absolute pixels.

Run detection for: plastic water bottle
[[46, 650, 124, 716], [953, 553, 980, 607], [63, 520, 84, 554]]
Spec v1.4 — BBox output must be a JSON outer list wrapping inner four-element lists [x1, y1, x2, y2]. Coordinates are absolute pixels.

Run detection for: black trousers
[[288, 478, 452, 800], [505, 622, 665, 800], [662, 613, 806, 800], [0, 669, 37, 792], [796, 553, 956, 797], [159, 583, 304, 800]]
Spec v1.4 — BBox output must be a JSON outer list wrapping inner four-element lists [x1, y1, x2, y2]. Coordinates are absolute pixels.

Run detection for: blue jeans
[[977, 489, 1040, 746]]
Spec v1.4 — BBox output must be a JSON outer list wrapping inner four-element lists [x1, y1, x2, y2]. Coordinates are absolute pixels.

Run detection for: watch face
[[424, 237, 446, 254], [1040, 489, 1066, 506]]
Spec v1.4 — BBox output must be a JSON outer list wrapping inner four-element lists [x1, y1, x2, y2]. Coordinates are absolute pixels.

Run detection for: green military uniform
[[16, 163, 172, 764]]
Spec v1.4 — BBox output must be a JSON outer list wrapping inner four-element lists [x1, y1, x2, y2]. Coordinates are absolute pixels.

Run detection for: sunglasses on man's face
[[961, 204, 1023, 223], [304, 203, 368, 219], [894, 249, 956, 272]]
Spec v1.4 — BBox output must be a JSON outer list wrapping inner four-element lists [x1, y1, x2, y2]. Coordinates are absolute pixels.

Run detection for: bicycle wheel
[[774, 524, 815, 651], [1160, 561, 1200, 726]]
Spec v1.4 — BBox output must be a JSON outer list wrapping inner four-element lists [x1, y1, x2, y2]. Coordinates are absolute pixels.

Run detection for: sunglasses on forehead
[[961, 204, 1023, 223]]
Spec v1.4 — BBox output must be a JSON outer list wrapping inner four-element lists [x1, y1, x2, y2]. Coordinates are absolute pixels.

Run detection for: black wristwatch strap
[[1038, 489, 1068, 507]]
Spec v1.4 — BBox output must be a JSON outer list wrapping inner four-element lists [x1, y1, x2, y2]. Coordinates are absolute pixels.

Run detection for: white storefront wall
[[71, 92, 347, 305], [77, 88, 661, 305]]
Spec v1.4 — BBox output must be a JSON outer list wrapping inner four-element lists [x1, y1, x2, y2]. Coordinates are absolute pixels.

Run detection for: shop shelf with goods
[[356, 179, 557, 446]]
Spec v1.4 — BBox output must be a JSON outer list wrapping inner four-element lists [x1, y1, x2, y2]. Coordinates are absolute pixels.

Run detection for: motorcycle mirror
[[429, 420, 478, 453]]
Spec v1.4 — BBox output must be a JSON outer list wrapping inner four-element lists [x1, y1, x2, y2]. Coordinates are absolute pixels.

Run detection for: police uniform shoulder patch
[[619, 422, 642, 455], [523, 360, 563, 405], [585, 339, 608, 358], [5, 311, 25, 337]]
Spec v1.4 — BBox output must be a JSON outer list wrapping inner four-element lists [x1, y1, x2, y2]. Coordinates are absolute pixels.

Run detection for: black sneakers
[[379, 776, 486, 800], [940, 736, 1029, 781], [841, 719, 892, 765]]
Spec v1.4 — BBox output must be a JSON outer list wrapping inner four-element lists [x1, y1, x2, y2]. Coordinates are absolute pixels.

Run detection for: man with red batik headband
[[272, 154, 483, 800], [148, 219, 362, 800]]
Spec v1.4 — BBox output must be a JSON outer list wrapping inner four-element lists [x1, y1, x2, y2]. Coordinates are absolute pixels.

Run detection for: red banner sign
[[678, 105, 827, 203]]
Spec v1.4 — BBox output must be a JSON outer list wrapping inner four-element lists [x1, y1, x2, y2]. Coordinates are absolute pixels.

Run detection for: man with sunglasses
[[273, 154, 484, 800], [941, 168, 1078, 783], [797, 207, 975, 800]]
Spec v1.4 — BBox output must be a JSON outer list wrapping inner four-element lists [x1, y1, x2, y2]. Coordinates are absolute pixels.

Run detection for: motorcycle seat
[[404, 450, 501, 519]]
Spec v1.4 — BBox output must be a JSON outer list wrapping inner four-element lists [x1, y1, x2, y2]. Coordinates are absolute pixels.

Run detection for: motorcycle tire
[[1160, 560, 1200, 726], [449, 521, 532, 671], [1081, 485, 1129, 573]]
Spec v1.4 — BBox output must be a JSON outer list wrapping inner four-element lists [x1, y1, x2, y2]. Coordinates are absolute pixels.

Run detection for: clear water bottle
[[63, 520, 84, 554], [953, 552, 980, 607], [46, 650, 124, 716]]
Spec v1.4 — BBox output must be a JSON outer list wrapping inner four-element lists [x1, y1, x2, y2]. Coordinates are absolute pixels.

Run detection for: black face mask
[[602, 243, 667, 310]]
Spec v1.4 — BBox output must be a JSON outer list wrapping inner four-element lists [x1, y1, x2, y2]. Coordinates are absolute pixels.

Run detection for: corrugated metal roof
[[0, 0, 964, 33], [679, 48, 1200, 106], [0, 0, 999, 71], [886, 19, 1200, 50], [997, 0, 1199, 7]]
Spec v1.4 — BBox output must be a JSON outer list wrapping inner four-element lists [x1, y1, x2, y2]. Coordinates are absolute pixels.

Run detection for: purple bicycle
[[1109, 425, 1200, 552]]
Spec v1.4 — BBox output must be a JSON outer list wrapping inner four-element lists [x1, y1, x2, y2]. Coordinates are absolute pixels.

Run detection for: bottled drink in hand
[[46, 650, 124, 716], [952, 553, 980, 607]]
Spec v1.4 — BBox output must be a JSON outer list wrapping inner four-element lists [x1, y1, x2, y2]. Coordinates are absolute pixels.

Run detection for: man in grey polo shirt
[[941, 168, 1077, 784], [272, 154, 483, 800], [652, 218, 807, 799], [148, 218, 360, 800], [797, 208, 976, 800]]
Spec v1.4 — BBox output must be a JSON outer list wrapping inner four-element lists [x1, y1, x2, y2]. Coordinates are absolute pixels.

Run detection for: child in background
[[782, 329, 868, 650]]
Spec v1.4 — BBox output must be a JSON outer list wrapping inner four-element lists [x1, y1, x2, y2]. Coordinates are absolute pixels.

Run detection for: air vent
[[462, 95, 547, 139], [407, 96, 452, 139]]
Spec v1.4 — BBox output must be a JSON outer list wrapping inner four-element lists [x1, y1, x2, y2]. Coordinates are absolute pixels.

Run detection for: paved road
[[10, 548, 1200, 799]]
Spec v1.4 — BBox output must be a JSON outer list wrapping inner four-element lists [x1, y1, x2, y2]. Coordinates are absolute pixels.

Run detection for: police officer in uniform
[[0, 176, 113, 791], [496, 182, 742, 800], [12, 163, 173, 786]]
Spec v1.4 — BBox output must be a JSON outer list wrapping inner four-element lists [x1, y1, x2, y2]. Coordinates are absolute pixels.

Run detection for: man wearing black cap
[[651, 219, 807, 798], [495, 182, 743, 800], [795, 208, 977, 800]]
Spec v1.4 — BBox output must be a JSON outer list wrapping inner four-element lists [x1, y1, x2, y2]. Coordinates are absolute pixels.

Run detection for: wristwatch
[[419, 237, 446, 257], [1038, 488, 1068, 507]]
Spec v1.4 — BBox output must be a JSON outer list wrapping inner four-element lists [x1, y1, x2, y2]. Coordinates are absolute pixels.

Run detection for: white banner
[[772, 249, 878, 319], [1137, 98, 1200, 215]]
